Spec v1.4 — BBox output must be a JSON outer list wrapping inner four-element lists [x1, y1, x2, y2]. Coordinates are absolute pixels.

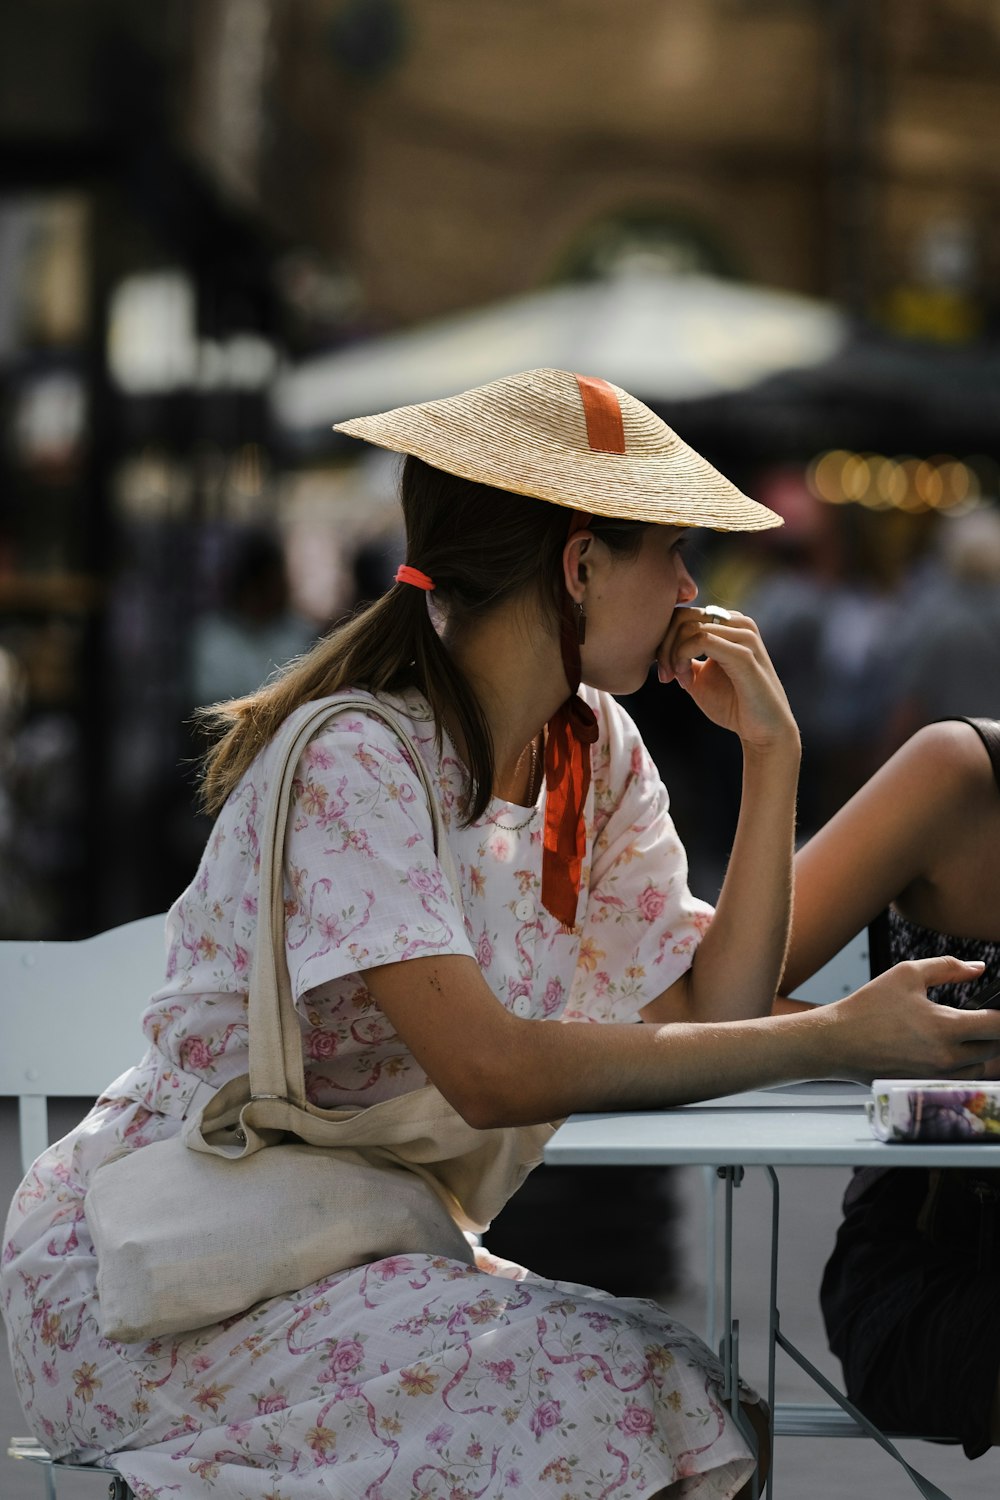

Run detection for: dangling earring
[[575, 601, 587, 644]]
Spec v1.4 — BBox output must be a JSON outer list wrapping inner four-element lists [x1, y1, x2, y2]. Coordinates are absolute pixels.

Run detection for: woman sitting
[[5, 370, 997, 1499]]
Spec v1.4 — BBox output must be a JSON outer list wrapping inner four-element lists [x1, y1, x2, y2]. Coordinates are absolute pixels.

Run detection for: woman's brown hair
[[199, 456, 649, 821]]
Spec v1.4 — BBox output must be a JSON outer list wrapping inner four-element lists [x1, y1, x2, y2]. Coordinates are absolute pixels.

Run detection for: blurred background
[[4, 0, 1000, 1428], [1, 0, 1000, 941]]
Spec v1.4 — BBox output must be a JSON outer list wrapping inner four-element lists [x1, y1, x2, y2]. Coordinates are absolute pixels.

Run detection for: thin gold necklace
[[490, 736, 541, 833]]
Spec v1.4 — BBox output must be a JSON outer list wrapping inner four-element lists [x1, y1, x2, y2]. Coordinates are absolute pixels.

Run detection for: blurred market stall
[[272, 269, 848, 438]]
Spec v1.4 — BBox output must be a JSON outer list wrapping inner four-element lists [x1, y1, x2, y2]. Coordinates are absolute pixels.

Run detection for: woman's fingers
[[911, 954, 985, 983], [656, 606, 797, 748], [835, 956, 1000, 1080], [657, 607, 758, 686]]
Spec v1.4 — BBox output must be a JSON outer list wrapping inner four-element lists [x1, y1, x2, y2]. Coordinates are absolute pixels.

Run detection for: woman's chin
[[582, 665, 654, 698]]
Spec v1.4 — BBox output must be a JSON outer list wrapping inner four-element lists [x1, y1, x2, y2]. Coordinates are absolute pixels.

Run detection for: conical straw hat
[[335, 367, 781, 533]]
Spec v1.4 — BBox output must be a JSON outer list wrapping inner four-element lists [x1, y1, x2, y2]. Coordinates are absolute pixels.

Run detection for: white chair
[[2, 914, 168, 1498], [2, 914, 167, 1177]]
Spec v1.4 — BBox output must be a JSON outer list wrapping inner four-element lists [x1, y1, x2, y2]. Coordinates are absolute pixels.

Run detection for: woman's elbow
[[457, 1090, 514, 1132], [445, 1074, 529, 1132], [435, 1039, 543, 1131]]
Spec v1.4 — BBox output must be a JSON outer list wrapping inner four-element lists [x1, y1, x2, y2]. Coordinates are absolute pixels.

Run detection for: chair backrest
[[0, 914, 168, 1175], [787, 928, 871, 1005]]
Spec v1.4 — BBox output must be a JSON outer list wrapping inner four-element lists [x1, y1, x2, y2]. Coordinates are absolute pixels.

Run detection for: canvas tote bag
[[86, 695, 556, 1342]]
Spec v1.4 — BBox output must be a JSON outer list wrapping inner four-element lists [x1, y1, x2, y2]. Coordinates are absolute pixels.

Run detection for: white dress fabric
[[3, 687, 754, 1499]]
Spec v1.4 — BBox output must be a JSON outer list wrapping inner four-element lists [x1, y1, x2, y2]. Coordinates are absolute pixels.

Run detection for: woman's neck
[[443, 599, 568, 798]]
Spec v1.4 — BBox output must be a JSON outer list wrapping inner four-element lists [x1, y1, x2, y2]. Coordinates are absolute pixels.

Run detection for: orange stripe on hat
[[574, 374, 626, 455]]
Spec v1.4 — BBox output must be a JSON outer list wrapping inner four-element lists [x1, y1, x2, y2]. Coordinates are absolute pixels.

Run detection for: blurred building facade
[[192, 0, 999, 335], [1, 0, 999, 933], [5, 1, 998, 326]]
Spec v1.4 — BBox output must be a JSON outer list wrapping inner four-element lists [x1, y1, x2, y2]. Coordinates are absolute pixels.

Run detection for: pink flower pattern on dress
[[636, 884, 668, 923], [2, 689, 751, 1498]]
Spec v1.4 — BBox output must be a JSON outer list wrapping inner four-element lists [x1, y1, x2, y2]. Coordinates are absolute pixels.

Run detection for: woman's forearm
[[643, 603, 802, 1022], [367, 949, 998, 1128], [645, 736, 800, 1023], [693, 739, 799, 1016], [467, 958, 996, 1127], [501, 1009, 833, 1124]]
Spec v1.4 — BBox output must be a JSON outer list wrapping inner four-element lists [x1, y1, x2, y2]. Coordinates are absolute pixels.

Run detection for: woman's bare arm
[[784, 720, 1000, 995], [640, 608, 801, 1024], [364, 949, 998, 1128], [643, 741, 799, 1024]]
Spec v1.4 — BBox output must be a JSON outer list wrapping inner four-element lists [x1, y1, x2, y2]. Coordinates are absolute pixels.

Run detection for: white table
[[545, 1082, 1000, 1500]]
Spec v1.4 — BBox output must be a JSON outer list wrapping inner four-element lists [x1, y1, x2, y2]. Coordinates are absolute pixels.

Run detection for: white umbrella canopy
[[272, 271, 847, 435]]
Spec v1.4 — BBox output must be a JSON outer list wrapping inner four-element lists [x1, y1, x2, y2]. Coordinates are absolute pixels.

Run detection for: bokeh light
[[806, 449, 988, 513]]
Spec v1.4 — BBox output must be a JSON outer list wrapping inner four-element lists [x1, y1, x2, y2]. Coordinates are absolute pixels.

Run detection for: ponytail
[[199, 584, 436, 815], [198, 577, 496, 820]]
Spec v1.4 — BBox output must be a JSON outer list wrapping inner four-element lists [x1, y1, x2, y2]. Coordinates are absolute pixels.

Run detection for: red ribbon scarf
[[541, 513, 600, 929], [539, 375, 626, 927]]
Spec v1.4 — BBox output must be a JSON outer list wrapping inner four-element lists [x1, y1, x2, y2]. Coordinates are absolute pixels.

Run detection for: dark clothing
[[821, 1144, 1000, 1456], [820, 718, 1000, 1459]]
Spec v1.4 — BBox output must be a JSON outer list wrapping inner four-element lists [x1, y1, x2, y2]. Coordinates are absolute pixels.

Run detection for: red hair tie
[[395, 564, 436, 591]]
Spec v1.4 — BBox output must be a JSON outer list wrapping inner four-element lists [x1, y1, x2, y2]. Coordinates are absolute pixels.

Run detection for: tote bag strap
[[249, 694, 462, 1108]]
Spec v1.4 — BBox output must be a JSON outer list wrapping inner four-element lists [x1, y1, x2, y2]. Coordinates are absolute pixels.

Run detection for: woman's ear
[[561, 532, 593, 603]]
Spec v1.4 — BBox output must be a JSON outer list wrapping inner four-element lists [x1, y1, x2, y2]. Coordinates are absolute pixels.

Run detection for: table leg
[[765, 1166, 780, 1499], [719, 1165, 744, 1402], [703, 1164, 718, 1348], [717, 1166, 762, 1500]]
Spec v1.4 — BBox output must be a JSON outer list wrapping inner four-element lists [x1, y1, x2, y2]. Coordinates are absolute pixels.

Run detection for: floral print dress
[[3, 687, 754, 1499]]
